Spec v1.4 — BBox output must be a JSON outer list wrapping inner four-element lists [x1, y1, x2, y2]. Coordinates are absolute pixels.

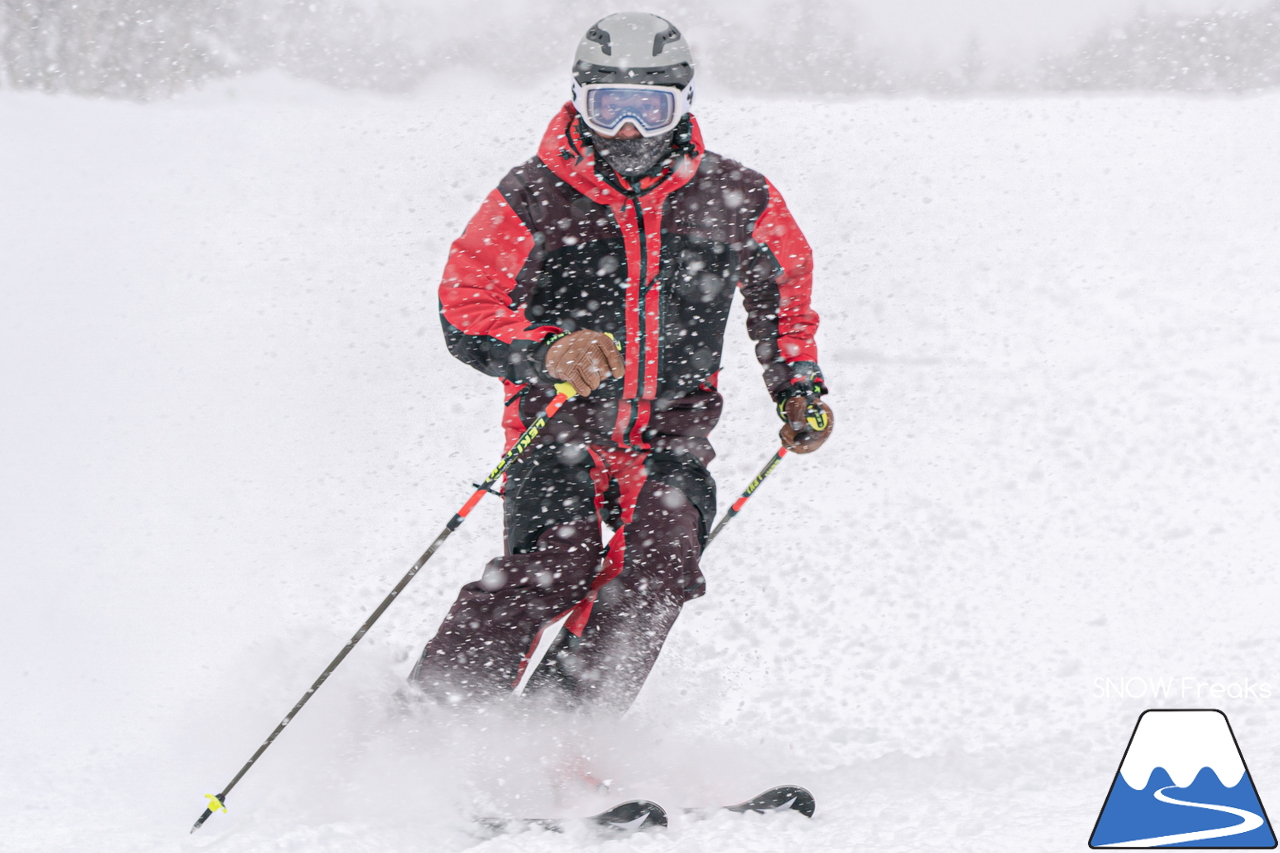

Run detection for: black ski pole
[[190, 382, 579, 834], [702, 446, 788, 547]]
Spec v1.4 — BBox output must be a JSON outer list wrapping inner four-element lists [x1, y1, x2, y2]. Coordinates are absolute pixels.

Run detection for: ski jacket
[[438, 104, 823, 451]]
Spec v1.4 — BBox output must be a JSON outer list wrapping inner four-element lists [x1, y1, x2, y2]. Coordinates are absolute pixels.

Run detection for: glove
[[778, 395, 834, 454], [543, 330, 624, 397]]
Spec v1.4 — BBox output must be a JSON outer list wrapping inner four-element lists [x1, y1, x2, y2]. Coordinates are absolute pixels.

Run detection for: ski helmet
[[571, 12, 695, 140], [572, 12, 695, 90]]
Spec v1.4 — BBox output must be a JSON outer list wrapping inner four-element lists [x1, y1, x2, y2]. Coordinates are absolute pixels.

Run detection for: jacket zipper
[[626, 195, 647, 445]]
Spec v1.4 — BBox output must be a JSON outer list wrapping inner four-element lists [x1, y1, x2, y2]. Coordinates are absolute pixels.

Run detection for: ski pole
[[702, 446, 788, 548], [190, 382, 579, 834]]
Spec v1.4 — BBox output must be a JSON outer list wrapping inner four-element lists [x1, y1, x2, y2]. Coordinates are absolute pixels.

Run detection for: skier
[[410, 12, 833, 714]]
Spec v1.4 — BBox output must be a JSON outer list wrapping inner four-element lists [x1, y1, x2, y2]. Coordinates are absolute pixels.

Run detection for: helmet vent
[[585, 25, 612, 56], [652, 25, 681, 56]]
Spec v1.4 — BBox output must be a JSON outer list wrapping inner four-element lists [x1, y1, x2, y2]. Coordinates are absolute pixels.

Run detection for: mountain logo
[[1090, 709, 1276, 848]]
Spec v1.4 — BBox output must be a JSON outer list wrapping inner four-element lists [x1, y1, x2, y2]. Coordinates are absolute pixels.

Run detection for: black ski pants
[[410, 440, 713, 713]]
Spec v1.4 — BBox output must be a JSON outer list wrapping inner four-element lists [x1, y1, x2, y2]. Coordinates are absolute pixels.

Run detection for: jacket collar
[[537, 102, 704, 206]]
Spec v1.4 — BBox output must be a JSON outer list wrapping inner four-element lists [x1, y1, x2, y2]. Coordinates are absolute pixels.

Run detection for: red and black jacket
[[439, 104, 824, 450]]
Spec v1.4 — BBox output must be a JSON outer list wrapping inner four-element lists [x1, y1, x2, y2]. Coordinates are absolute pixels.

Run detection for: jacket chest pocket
[[657, 238, 738, 391], [661, 239, 736, 309], [526, 239, 630, 335]]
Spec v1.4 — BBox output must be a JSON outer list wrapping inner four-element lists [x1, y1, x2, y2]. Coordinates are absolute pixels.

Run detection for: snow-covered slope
[[3, 74, 1279, 852]]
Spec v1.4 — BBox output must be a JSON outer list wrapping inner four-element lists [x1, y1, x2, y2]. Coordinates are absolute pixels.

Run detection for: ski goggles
[[572, 83, 690, 138]]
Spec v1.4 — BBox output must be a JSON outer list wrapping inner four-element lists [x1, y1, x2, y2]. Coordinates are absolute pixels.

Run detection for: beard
[[593, 131, 676, 178]]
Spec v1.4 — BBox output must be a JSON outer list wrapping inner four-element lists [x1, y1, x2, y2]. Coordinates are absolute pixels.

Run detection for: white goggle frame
[[571, 81, 692, 139]]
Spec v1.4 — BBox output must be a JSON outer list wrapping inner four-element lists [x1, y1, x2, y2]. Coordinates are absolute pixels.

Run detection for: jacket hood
[[536, 102, 704, 205]]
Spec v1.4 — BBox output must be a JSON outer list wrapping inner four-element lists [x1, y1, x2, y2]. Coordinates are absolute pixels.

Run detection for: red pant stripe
[[564, 447, 649, 636]]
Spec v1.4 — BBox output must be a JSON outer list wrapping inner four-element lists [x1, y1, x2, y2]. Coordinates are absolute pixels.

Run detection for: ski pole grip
[[804, 396, 829, 432]]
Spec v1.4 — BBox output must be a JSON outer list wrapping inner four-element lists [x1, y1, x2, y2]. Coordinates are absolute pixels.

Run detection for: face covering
[[593, 130, 676, 179]]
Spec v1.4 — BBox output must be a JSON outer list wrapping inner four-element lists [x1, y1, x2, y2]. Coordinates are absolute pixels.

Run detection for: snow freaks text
[[1093, 678, 1274, 701]]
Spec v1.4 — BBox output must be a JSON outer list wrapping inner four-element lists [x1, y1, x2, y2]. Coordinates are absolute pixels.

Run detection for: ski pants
[[410, 440, 714, 713]]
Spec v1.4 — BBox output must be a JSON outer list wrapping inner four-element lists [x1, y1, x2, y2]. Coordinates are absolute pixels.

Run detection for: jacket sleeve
[[438, 187, 562, 383], [739, 178, 826, 402]]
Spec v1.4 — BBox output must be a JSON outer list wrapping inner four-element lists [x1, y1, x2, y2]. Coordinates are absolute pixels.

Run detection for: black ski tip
[[725, 785, 816, 818], [589, 799, 668, 831], [476, 799, 668, 836]]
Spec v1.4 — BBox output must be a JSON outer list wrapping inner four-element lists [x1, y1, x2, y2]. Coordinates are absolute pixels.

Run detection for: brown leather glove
[[779, 396, 834, 454], [543, 330, 624, 397]]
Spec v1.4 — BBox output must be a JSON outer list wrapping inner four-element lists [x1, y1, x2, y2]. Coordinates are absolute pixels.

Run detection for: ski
[[477, 799, 668, 835], [686, 785, 817, 819], [476, 785, 811, 836]]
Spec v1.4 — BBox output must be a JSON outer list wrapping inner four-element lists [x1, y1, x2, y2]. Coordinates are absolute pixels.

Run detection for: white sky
[[408, 0, 1276, 77], [852, 0, 1267, 51]]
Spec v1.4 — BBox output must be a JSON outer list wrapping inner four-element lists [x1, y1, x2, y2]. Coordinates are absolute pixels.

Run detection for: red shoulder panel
[[751, 179, 820, 364], [439, 188, 559, 345]]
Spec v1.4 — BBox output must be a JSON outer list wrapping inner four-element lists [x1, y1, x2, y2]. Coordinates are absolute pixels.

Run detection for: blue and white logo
[[1090, 709, 1276, 848]]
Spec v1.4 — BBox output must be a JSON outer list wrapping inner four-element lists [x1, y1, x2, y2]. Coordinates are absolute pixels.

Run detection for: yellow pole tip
[[204, 794, 226, 813]]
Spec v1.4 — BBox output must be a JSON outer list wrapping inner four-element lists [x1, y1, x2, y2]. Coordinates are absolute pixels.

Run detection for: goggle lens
[[584, 87, 679, 135]]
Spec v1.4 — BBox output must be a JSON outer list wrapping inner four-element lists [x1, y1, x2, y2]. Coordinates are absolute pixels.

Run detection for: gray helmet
[[572, 12, 695, 91]]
